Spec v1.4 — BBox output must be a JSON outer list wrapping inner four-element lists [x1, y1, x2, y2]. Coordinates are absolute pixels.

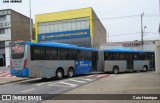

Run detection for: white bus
[[10, 42, 155, 78], [10, 41, 99, 79], [102, 49, 154, 74]]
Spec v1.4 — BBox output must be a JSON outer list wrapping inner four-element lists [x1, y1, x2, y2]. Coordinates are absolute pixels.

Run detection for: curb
[[0, 78, 28, 86]]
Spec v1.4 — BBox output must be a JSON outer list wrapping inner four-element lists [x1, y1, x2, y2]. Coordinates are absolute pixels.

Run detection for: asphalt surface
[[0, 73, 110, 103], [42, 71, 160, 103], [0, 71, 160, 103]]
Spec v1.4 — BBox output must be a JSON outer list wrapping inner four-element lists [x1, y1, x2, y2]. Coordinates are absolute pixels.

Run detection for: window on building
[[67, 22, 71, 31], [54, 22, 59, 32], [38, 17, 90, 34], [0, 16, 6, 21], [45, 23, 50, 33], [81, 21, 86, 30], [0, 29, 5, 34], [50, 23, 54, 33], [71, 21, 77, 31], [62, 22, 68, 31]]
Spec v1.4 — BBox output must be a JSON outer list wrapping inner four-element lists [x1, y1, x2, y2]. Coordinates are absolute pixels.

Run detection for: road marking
[[87, 75, 95, 77], [48, 81, 78, 87], [6, 74, 12, 77], [22, 88, 35, 93], [96, 74, 108, 78], [59, 81, 78, 87], [82, 78, 94, 81], [0, 72, 10, 76], [34, 82, 52, 86], [34, 83, 46, 86], [69, 79, 87, 83]]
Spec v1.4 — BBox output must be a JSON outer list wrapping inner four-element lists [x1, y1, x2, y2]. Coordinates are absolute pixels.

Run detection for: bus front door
[[127, 53, 133, 70], [91, 52, 97, 71]]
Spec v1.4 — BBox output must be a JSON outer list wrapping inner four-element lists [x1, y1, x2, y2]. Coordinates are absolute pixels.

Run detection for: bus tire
[[143, 66, 148, 72], [56, 68, 64, 80], [67, 67, 74, 78], [113, 66, 119, 74], [41, 78, 47, 80]]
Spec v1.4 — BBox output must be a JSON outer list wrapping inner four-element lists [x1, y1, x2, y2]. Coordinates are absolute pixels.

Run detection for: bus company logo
[[2, 95, 11, 100], [3, 0, 22, 3], [42, 35, 46, 40]]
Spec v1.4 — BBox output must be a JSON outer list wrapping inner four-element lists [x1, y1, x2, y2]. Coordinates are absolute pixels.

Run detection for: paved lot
[[42, 71, 160, 103], [0, 69, 159, 103], [0, 74, 109, 103], [0, 67, 27, 85]]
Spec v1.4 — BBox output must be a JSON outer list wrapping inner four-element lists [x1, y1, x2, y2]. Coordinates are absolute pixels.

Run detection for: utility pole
[[159, 0, 160, 14], [29, 0, 32, 42], [108, 32, 109, 42], [159, 0, 160, 40], [141, 12, 144, 49]]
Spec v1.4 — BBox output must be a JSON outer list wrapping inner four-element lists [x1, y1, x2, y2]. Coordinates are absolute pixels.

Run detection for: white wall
[[155, 41, 160, 73], [0, 15, 11, 41], [100, 41, 155, 51], [5, 41, 10, 67]]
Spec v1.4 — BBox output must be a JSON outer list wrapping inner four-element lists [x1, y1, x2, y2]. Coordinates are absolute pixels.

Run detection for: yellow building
[[35, 7, 106, 48]]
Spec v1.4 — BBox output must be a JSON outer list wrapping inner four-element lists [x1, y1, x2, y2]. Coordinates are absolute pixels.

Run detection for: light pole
[[159, 0, 160, 40], [141, 12, 144, 49], [29, 0, 32, 41], [144, 26, 147, 34]]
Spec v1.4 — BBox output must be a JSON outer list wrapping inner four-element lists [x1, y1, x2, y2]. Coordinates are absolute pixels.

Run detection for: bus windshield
[[11, 42, 25, 59]]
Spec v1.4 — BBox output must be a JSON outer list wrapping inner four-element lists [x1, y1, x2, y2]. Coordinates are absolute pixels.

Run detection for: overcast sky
[[1, 0, 160, 42]]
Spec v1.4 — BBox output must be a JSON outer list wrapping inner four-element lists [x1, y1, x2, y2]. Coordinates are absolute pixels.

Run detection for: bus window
[[58, 48, 67, 60], [104, 53, 112, 60], [119, 53, 126, 60], [11, 42, 25, 59], [78, 50, 91, 60], [31, 46, 45, 60], [67, 49, 77, 60], [112, 53, 119, 60], [46, 47, 57, 60], [133, 53, 144, 60]]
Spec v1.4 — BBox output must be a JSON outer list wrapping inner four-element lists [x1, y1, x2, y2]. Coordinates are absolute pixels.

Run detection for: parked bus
[[10, 42, 155, 78], [102, 48, 154, 74], [10, 41, 99, 79]]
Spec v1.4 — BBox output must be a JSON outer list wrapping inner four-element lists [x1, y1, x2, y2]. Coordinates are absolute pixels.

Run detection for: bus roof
[[104, 48, 146, 53], [26, 42, 98, 51]]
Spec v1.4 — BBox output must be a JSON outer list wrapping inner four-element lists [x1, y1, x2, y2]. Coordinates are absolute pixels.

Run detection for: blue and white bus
[[102, 48, 154, 74], [10, 41, 99, 79], [10, 42, 155, 78]]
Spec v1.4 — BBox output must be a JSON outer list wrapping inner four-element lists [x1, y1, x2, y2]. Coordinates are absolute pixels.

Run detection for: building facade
[[100, 40, 156, 51], [155, 41, 160, 73], [0, 9, 31, 67], [35, 7, 106, 48]]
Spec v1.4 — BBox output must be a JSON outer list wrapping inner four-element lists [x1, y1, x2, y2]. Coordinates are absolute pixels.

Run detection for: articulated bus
[[10, 42, 155, 79], [10, 42, 100, 79], [102, 49, 155, 74]]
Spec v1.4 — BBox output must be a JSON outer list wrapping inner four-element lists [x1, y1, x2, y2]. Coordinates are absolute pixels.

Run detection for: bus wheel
[[56, 69, 64, 79], [113, 66, 119, 74], [67, 68, 74, 78], [143, 66, 148, 72], [41, 78, 47, 80]]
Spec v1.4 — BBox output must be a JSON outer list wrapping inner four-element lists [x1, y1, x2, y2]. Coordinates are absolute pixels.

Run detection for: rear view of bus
[[10, 42, 29, 77]]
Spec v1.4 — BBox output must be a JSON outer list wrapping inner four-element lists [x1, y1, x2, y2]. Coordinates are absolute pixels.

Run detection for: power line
[[108, 32, 141, 37], [0, 14, 159, 23]]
